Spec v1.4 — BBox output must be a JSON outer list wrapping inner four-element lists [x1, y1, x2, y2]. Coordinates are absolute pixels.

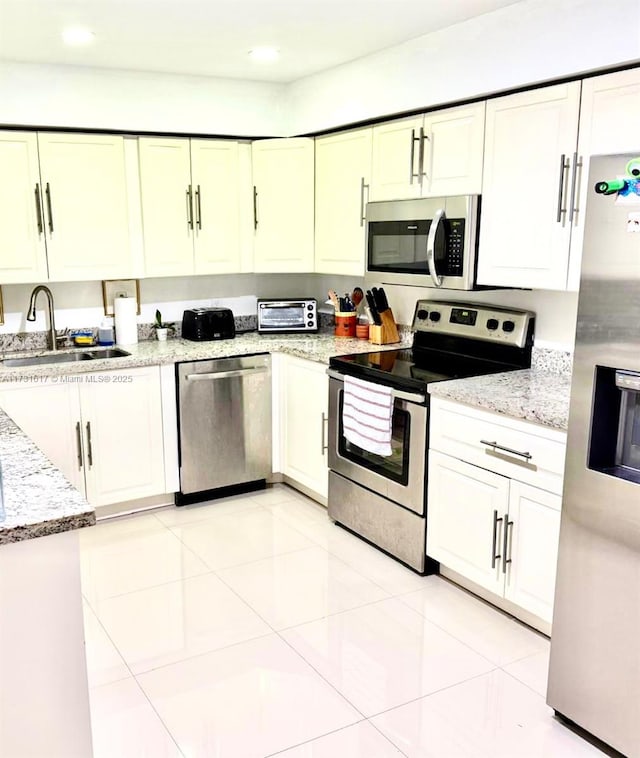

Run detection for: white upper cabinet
[[370, 103, 485, 201], [567, 68, 640, 290], [139, 137, 244, 277], [252, 138, 315, 273], [37, 133, 133, 281], [191, 139, 243, 275], [423, 102, 485, 196], [477, 83, 581, 290], [314, 127, 373, 276], [0, 132, 49, 283], [138, 137, 194, 277], [370, 116, 424, 201]]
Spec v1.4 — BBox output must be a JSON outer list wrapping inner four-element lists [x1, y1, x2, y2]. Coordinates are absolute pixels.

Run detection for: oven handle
[[326, 369, 426, 405], [426, 208, 445, 287]]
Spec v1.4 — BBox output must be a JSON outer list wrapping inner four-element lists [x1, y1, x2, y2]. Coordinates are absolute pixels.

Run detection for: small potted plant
[[153, 310, 174, 342]]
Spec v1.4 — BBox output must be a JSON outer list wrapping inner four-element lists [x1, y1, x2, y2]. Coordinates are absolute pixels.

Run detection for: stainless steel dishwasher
[[176, 354, 271, 500]]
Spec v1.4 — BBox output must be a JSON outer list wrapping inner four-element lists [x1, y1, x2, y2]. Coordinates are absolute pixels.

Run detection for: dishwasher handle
[[185, 366, 269, 381]]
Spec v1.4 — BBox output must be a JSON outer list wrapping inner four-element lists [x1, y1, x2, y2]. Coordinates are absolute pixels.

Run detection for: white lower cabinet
[[277, 354, 329, 501], [428, 451, 561, 624], [0, 366, 167, 507], [427, 451, 509, 596], [427, 398, 565, 626]]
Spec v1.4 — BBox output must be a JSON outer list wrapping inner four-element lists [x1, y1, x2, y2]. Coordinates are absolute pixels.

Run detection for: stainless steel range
[[327, 300, 535, 573]]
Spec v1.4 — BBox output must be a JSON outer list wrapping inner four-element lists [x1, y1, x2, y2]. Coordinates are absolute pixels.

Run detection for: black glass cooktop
[[329, 348, 518, 394]]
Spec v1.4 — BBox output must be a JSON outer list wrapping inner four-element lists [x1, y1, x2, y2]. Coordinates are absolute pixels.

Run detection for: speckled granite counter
[[0, 410, 95, 545], [427, 369, 572, 431], [0, 332, 412, 383]]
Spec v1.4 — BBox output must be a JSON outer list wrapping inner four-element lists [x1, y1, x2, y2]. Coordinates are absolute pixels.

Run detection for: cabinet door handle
[[195, 184, 202, 230], [34, 183, 44, 235], [491, 509, 503, 568], [186, 185, 194, 230], [45, 182, 54, 233], [253, 186, 258, 230], [86, 421, 93, 467], [502, 514, 513, 574], [480, 439, 532, 462], [409, 129, 418, 184], [321, 412, 328, 455], [556, 154, 569, 223], [75, 421, 83, 470], [359, 177, 369, 227], [418, 126, 429, 185], [569, 152, 583, 224]]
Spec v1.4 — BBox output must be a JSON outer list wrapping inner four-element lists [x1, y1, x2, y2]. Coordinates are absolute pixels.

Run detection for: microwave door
[[367, 220, 431, 275]]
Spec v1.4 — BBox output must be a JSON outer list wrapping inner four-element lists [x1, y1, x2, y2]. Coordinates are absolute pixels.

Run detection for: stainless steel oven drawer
[[328, 472, 427, 573]]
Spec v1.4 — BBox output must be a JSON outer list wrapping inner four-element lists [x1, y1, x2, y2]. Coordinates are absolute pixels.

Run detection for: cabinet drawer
[[429, 398, 567, 495]]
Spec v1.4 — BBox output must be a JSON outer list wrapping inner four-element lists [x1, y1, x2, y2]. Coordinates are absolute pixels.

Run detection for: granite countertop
[[0, 410, 95, 545], [0, 332, 412, 382], [427, 368, 572, 432]]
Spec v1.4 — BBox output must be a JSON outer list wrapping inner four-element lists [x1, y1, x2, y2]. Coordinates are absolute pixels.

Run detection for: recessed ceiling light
[[62, 27, 95, 47], [248, 47, 280, 64]]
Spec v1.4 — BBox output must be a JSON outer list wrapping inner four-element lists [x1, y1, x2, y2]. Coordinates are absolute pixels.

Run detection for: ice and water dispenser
[[589, 367, 640, 483]]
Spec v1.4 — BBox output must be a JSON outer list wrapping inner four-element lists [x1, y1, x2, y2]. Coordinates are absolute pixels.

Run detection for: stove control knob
[[429, 311, 441, 322], [486, 318, 499, 331], [416, 309, 429, 320], [502, 320, 516, 333]]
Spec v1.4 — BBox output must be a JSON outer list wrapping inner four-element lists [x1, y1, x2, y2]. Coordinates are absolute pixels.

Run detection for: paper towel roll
[[114, 296, 138, 345]]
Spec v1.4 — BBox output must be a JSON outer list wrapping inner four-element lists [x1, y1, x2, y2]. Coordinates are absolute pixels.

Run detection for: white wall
[[286, 0, 640, 134], [2, 0, 639, 138], [2, 275, 577, 349], [0, 274, 357, 334], [0, 62, 287, 136]]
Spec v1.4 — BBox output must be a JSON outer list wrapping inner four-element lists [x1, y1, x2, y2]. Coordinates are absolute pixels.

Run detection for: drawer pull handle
[[491, 509, 503, 569], [480, 439, 532, 461]]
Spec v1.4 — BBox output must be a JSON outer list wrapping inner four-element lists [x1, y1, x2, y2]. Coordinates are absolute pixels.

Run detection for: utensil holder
[[369, 310, 400, 344], [334, 312, 357, 338]]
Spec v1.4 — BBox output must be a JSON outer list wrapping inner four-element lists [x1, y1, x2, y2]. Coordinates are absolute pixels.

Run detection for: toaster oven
[[257, 299, 318, 334]]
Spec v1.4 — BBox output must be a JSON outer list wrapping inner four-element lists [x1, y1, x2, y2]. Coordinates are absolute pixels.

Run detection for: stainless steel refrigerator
[[547, 153, 640, 756]]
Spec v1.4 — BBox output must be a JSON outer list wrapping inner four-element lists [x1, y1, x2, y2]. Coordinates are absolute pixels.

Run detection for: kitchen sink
[[2, 348, 131, 368], [83, 348, 131, 360]]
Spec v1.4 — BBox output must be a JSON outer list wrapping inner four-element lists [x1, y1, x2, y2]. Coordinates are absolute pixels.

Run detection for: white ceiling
[[0, 0, 523, 83]]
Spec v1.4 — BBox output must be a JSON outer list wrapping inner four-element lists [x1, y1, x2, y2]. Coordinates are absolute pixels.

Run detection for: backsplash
[[0, 312, 339, 353], [531, 347, 573, 376]]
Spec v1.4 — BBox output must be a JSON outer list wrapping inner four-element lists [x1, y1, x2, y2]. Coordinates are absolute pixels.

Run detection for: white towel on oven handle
[[342, 375, 393, 457]]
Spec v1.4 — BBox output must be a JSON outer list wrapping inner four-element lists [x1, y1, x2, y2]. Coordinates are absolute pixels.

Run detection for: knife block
[[369, 310, 400, 345]]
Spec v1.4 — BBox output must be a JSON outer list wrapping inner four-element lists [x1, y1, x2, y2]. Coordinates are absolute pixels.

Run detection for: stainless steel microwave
[[257, 298, 318, 333], [365, 195, 480, 290]]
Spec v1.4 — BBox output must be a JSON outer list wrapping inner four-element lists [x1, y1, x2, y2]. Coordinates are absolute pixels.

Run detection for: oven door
[[327, 375, 427, 515]]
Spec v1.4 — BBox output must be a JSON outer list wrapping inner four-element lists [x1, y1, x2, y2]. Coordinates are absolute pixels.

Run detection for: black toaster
[[181, 308, 236, 341]]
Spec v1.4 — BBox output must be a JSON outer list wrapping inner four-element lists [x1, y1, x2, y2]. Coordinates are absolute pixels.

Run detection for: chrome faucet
[[27, 285, 58, 351]]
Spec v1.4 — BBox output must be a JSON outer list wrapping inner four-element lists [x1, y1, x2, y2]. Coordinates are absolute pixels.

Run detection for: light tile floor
[[79, 484, 603, 758]]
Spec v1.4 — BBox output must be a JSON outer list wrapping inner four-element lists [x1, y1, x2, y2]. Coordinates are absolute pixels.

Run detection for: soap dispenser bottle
[[97, 318, 115, 346]]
